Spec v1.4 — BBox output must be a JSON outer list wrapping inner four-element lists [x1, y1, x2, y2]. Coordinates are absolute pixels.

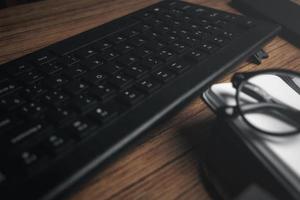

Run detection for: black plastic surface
[[231, 0, 300, 47]]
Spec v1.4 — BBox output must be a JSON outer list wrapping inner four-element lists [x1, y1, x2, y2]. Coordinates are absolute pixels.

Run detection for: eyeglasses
[[223, 69, 300, 136]]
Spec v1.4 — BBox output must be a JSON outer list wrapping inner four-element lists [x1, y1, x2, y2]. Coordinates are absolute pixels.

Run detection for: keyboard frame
[[0, 1, 281, 199]]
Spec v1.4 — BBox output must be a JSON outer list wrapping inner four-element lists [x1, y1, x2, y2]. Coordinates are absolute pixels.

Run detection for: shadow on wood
[[178, 117, 224, 200]]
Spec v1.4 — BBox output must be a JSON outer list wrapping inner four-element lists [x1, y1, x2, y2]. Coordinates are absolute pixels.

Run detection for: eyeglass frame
[[220, 69, 300, 137]]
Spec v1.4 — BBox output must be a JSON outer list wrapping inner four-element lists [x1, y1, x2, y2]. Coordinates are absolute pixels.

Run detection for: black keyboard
[[0, 1, 280, 199]]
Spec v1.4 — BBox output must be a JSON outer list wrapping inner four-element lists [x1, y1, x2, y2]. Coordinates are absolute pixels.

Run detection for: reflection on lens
[[237, 72, 300, 135]]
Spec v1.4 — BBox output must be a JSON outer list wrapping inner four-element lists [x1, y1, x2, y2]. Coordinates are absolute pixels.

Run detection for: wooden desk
[[1, 0, 300, 199]]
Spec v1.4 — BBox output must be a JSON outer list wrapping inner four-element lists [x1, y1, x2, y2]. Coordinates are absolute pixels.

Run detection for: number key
[[67, 118, 98, 138], [118, 87, 144, 105], [136, 78, 160, 93], [153, 68, 175, 83]]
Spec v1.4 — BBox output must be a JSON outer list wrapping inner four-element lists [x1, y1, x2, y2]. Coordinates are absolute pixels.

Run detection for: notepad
[[203, 82, 300, 179]]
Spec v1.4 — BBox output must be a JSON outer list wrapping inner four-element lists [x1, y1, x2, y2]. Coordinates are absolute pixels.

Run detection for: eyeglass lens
[[237, 72, 300, 135]]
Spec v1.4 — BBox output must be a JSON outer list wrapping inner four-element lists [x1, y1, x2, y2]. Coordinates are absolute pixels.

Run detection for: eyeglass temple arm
[[240, 103, 300, 129], [240, 82, 284, 104]]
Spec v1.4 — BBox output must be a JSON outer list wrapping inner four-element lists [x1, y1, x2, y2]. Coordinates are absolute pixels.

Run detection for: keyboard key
[[0, 115, 10, 132], [0, 115, 20, 133], [6, 62, 33, 76], [151, 6, 165, 13], [114, 43, 134, 54], [201, 24, 220, 35], [71, 94, 97, 113], [61, 53, 80, 66], [133, 46, 152, 58], [146, 18, 164, 27], [218, 30, 234, 39], [142, 56, 162, 70], [162, 33, 179, 44], [176, 3, 193, 11], [47, 107, 76, 126], [143, 30, 161, 40], [135, 10, 153, 20], [63, 64, 86, 79], [118, 88, 144, 105], [157, 48, 175, 62], [123, 29, 140, 38], [0, 81, 20, 97], [83, 69, 106, 85], [19, 70, 44, 85], [177, 29, 189, 37], [19, 149, 38, 163], [153, 68, 175, 83], [210, 36, 227, 47], [81, 55, 105, 70], [93, 40, 112, 51], [167, 60, 190, 74], [64, 80, 88, 96], [67, 118, 98, 138], [20, 102, 45, 119], [170, 42, 190, 54], [134, 23, 151, 32], [169, 8, 184, 18], [199, 42, 218, 54], [8, 122, 50, 146], [181, 15, 192, 22], [182, 34, 198, 46], [221, 13, 237, 22], [145, 40, 166, 51], [196, 18, 210, 26], [101, 63, 122, 75], [90, 83, 115, 101], [204, 12, 221, 22], [193, 7, 208, 16], [41, 91, 69, 106], [43, 133, 73, 155], [118, 55, 139, 66], [169, 28, 180, 36], [170, 20, 182, 28], [12, 147, 48, 174], [136, 77, 160, 93], [107, 33, 126, 44], [124, 65, 147, 79], [184, 49, 207, 62], [188, 23, 201, 31], [160, 13, 173, 20], [110, 73, 132, 89], [32, 51, 56, 65], [129, 36, 147, 47], [102, 49, 120, 61], [88, 104, 118, 123], [75, 46, 97, 58], [22, 83, 47, 99], [44, 74, 68, 89], [18, 149, 42, 168], [153, 24, 170, 34], [0, 94, 26, 111], [40, 60, 64, 75], [213, 19, 228, 28]]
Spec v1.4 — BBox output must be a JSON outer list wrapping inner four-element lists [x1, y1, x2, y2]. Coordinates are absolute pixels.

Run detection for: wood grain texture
[[1, 0, 300, 199]]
